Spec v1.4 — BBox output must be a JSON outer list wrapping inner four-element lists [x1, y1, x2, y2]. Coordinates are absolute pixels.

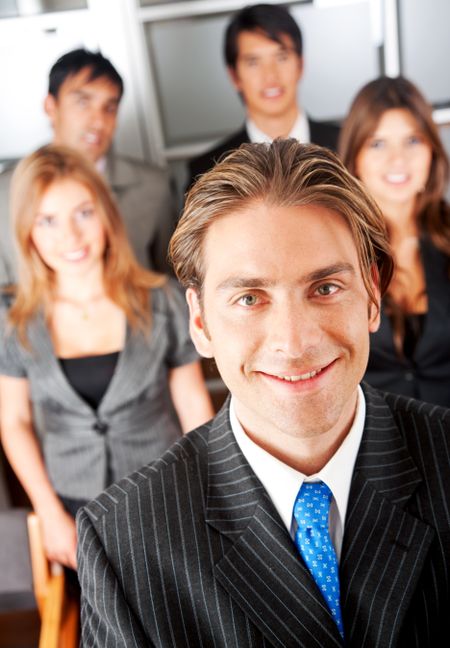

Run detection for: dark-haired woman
[[339, 76, 450, 407]]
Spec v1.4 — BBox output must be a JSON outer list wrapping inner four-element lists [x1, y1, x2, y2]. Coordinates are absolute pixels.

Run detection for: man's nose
[[89, 105, 107, 129], [268, 300, 322, 358], [262, 58, 279, 82]]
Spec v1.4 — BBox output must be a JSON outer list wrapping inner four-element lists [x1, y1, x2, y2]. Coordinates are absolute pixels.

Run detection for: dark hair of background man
[[224, 3, 303, 70], [48, 48, 124, 99]]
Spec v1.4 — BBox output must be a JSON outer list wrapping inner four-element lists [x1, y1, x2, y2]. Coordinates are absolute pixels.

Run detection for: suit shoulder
[[308, 118, 340, 152], [113, 153, 169, 181], [188, 127, 248, 183], [81, 423, 211, 523], [384, 390, 450, 423], [382, 391, 450, 454]]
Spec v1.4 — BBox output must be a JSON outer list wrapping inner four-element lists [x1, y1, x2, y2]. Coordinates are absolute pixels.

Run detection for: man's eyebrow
[[216, 277, 272, 291], [304, 263, 356, 283], [216, 264, 356, 292]]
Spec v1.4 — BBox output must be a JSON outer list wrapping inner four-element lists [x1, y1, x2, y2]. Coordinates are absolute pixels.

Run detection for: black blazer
[[77, 383, 450, 647], [187, 118, 340, 189], [364, 236, 450, 407]]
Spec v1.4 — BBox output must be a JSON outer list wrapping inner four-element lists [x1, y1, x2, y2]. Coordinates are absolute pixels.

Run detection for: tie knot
[[293, 481, 332, 530]]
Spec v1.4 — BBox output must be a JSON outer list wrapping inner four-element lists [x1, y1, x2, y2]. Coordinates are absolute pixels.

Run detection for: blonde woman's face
[[355, 108, 432, 214], [31, 178, 106, 280]]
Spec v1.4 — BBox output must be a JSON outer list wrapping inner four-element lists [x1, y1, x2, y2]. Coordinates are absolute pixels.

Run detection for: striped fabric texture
[[0, 282, 198, 500], [77, 383, 450, 647]]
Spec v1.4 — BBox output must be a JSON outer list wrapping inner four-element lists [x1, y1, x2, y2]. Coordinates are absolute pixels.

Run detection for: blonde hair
[[9, 144, 165, 343], [170, 139, 393, 308]]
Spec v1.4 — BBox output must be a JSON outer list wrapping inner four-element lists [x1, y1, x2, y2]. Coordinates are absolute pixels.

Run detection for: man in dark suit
[[0, 49, 175, 284], [188, 4, 339, 188], [78, 140, 449, 647]]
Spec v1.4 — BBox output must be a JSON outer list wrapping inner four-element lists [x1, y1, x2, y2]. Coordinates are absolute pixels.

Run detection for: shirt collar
[[229, 386, 365, 535], [246, 111, 310, 144]]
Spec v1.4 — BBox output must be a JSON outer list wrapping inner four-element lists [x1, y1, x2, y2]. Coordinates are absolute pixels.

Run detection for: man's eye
[[238, 294, 259, 307], [316, 283, 338, 296], [276, 51, 289, 62]]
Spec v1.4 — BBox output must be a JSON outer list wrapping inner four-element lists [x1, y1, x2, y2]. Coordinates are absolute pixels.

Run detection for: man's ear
[[44, 94, 57, 124], [186, 287, 214, 358], [368, 265, 381, 333], [227, 66, 242, 93], [296, 55, 304, 82]]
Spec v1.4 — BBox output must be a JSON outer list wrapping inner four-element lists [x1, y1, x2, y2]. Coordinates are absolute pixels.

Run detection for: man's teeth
[[277, 368, 322, 382], [263, 87, 282, 97], [85, 133, 100, 144]]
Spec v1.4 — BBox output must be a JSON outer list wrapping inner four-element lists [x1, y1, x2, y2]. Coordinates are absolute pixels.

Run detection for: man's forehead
[[200, 201, 361, 283], [237, 30, 298, 55], [59, 68, 121, 99]]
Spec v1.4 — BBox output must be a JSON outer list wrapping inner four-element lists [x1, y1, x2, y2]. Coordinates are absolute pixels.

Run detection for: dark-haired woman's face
[[355, 108, 432, 215]]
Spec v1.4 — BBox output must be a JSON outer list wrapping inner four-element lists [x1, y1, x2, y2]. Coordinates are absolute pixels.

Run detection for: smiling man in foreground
[[77, 140, 450, 648]]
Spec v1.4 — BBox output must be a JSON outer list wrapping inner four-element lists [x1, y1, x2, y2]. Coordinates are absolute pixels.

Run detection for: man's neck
[[248, 105, 301, 140], [234, 391, 358, 476]]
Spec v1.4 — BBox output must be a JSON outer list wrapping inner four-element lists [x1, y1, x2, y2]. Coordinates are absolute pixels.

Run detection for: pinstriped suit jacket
[[77, 383, 450, 647]]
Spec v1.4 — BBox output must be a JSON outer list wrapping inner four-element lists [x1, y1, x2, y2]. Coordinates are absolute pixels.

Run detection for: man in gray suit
[[0, 49, 175, 284], [78, 140, 450, 647]]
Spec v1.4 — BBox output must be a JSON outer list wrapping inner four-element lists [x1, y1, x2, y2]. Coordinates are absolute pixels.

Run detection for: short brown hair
[[170, 139, 393, 308], [9, 144, 164, 343]]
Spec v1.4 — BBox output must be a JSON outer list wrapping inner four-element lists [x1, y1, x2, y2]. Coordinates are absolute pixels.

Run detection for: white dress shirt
[[246, 111, 310, 145], [229, 386, 366, 561]]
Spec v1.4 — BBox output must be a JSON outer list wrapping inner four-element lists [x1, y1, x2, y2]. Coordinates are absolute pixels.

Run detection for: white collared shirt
[[229, 386, 366, 561], [246, 111, 310, 145]]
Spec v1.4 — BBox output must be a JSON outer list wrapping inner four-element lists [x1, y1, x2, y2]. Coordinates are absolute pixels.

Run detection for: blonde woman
[[0, 145, 213, 568]]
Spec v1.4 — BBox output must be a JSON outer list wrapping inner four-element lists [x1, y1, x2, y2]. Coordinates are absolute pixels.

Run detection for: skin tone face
[[31, 178, 106, 287], [355, 108, 433, 221], [187, 201, 380, 472], [229, 30, 303, 135], [44, 68, 121, 163]]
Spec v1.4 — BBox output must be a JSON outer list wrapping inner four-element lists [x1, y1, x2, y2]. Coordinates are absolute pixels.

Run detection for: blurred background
[[1, 0, 449, 203]]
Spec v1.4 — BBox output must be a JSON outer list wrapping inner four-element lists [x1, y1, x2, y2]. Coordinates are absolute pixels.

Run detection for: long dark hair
[[339, 76, 450, 258]]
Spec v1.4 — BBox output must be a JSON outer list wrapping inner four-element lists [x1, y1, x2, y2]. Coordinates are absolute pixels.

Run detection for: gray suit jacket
[[77, 383, 450, 647], [0, 282, 197, 500], [0, 152, 176, 285]]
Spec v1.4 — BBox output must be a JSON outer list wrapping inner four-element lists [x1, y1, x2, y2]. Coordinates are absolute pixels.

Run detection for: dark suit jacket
[[365, 235, 450, 407], [77, 383, 450, 647], [187, 118, 340, 189]]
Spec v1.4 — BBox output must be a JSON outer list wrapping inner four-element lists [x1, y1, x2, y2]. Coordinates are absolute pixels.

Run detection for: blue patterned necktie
[[293, 481, 344, 638]]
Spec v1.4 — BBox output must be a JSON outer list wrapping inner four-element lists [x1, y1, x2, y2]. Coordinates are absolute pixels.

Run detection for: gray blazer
[[0, 281, 198, 500], [0, 151, 176, 285], [77, 384, 450, 647]]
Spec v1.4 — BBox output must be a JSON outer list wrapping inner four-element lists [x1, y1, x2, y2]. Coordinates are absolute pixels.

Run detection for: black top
[[364, 235, 450, 407], [187, 118, 341, 190], [59, 351, 119, 410]]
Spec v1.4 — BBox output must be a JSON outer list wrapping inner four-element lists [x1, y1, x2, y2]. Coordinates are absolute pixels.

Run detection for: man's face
[[229, 30, 303, 122], [45, 68, 121, 162], [187, 201, 380, 444]]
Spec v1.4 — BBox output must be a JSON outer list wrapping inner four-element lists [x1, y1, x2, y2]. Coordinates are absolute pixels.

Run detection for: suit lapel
[[206, 405, 343, 647], [98, 301, 165, 414], [341, 384, 435, 647]]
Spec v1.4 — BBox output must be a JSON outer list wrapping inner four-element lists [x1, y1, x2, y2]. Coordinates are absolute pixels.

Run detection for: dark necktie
[[293, 481, 344, 638]]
